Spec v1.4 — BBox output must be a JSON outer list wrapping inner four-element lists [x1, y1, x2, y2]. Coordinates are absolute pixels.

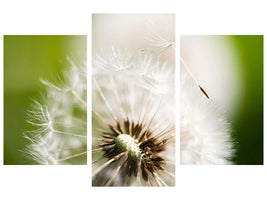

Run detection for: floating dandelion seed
[[25, 58, 87, 165], [180, 59, 234, 165], [144, 15, 175, 52], [92, 47, 175, 186]]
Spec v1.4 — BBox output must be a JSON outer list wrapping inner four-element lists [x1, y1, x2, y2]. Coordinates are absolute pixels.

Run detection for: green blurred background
[[231, 35, 263, 165], [4, 35, 87, 165]]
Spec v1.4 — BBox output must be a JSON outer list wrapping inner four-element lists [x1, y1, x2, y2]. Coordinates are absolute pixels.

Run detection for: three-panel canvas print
[[3, 14, 264, 187]]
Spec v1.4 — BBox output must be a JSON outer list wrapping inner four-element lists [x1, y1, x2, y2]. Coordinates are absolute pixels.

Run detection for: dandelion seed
[[180, 59, 234, 165], [144, 15, 175, 52], [25, 58, 87, 165]]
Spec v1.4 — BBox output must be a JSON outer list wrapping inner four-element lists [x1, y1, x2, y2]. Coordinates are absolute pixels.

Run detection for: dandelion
[[180, 59, 234, 164], [92, 47, 175, 186], [25, 58, 87, 165]]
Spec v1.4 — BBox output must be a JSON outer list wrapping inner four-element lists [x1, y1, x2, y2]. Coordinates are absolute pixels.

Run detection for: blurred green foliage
[[231, 35, 263, 165], [4, 35, 86, 164]]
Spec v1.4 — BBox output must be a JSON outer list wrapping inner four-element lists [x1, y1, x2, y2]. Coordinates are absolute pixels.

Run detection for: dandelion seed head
[[93, 46, 135, 75], [92, 14, 175, 186], [180, 70, 234, 165], [115, 134, 142, 159], [25, 59, 87, 165], [92, 47, 175, 186]]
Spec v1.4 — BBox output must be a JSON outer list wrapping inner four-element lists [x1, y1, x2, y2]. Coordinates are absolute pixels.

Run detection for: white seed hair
[[180, 69, 234, 165], [25, 59, 87, 165], [92, 47, 175, 186]]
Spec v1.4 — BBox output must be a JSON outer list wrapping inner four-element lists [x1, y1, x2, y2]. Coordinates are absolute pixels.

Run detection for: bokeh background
[[4, 35, 87, 165], [232, 36, 263, 164], [181, 35, 263, 165]]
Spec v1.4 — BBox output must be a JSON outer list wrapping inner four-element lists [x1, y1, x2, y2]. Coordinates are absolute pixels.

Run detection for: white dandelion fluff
[[92, 14, 175, 186], [144, 15, 175, 52], [92, 47, 175, 186], [180, 59, 234, 165], [25, 58, 87, 165]]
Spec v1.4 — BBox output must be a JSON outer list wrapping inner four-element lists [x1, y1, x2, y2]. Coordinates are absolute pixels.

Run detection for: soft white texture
[[180, 70, 234, 165], [92, 49, 175, 186], [92, 14, 175, 186], [25, 60, 87, 165]]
